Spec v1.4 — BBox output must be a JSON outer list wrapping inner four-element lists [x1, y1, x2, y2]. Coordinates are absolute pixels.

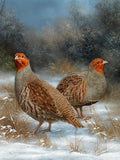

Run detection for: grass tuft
[[36, 134, 56, 149], [87, 106, 120, 140], [67, 134, 85, 153], [94, 136, 108, 156], [0, 85, 31, 139]]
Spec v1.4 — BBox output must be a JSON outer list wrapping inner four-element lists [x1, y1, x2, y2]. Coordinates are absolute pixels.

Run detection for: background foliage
[[0, 0, 120, 82]]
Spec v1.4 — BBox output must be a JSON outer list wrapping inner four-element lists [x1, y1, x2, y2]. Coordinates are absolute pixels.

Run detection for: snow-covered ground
[[0, 71, 120, 160]]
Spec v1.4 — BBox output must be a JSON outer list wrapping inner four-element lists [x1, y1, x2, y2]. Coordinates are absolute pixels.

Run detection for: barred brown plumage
[[14, 53, 83, 135], [57, 59, 108, 120]]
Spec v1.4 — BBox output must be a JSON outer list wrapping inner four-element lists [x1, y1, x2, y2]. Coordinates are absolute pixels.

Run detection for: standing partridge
[[14, 53, 83, 135], [57, 58, 108, 120]]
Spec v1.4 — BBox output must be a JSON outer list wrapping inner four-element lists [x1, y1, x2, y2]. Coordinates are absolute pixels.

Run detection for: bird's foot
[[26, 128, 50, 136]]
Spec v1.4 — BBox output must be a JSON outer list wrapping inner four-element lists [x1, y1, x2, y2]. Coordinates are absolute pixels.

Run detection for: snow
[[0, 71, 14, 86], [0, 143, 100, 160], [0, 72, 120, 160]]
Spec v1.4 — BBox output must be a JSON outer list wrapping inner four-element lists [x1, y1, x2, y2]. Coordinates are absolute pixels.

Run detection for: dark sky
[[5, 0, 99, 30]]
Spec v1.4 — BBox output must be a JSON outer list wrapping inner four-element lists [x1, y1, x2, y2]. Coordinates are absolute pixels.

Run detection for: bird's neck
[[15, 64, 32, 98], [15, 61, 29, 72], [86, 69, 107, 101], [94, 66, 104, 77], [87, 68, 106, 87]]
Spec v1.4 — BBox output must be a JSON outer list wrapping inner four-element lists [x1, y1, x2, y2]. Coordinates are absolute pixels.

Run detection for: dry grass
[[85, 101, 120, 155], [68, 138, 85, 153], [87, 106, 120, 140], [0, 84, 32, 140], [67, 134, 108, 155], [94, 136, 108, 156], [48, 58, 80, 75], [66, 131, 85, 153], [36, 134, 56, 149]]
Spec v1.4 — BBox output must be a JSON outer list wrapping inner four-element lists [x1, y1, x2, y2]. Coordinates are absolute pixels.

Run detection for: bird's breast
[[85, 75, 107, 102], [18, 85, 46, 121]]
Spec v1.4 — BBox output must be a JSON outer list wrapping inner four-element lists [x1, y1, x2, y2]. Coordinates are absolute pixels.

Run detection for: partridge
[[14, 53, 83, 135], [57, 58, 108, 120]]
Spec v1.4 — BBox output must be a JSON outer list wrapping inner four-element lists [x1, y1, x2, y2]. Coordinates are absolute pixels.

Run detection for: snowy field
[[0, 71, 120, 160]]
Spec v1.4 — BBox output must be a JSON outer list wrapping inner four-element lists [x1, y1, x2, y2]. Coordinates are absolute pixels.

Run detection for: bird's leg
[[74, 106, 82, 118], [80, 107, 84, 118], [41, 122, 51, 132], [80, 107, 91, 121], [29, 122, 43, 135]]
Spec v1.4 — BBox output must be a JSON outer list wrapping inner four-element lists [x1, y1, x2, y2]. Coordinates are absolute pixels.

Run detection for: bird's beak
[[103, 60, 108, 64], [15, 56, 19, 60]]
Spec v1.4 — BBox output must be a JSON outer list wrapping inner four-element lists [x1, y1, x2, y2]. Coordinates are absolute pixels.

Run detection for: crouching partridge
[[57, 58, 108, 120], [14, 53, 83, 135]]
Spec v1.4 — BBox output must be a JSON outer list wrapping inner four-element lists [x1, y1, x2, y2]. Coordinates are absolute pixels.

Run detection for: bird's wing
[[57, 72, 87, 103], [57, 72, 87, 94], [25, 80, 62, 117]]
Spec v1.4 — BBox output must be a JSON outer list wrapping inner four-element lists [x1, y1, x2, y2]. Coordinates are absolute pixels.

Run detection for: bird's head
[[89, 58, 108, 76], [14, 53, 29, 72]]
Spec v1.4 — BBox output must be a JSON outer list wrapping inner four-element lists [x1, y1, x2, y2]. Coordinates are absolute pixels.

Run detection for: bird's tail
[[66, 117, 84, 128]]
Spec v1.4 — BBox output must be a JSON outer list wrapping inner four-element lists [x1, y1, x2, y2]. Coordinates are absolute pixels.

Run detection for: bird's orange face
[[14, 53, 29, 72], [89, 58, 108, 76]]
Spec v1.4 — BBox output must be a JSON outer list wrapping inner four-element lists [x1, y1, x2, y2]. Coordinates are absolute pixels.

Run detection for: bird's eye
[[97, 62, 100, 64], [21, 56, 24, 58]]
